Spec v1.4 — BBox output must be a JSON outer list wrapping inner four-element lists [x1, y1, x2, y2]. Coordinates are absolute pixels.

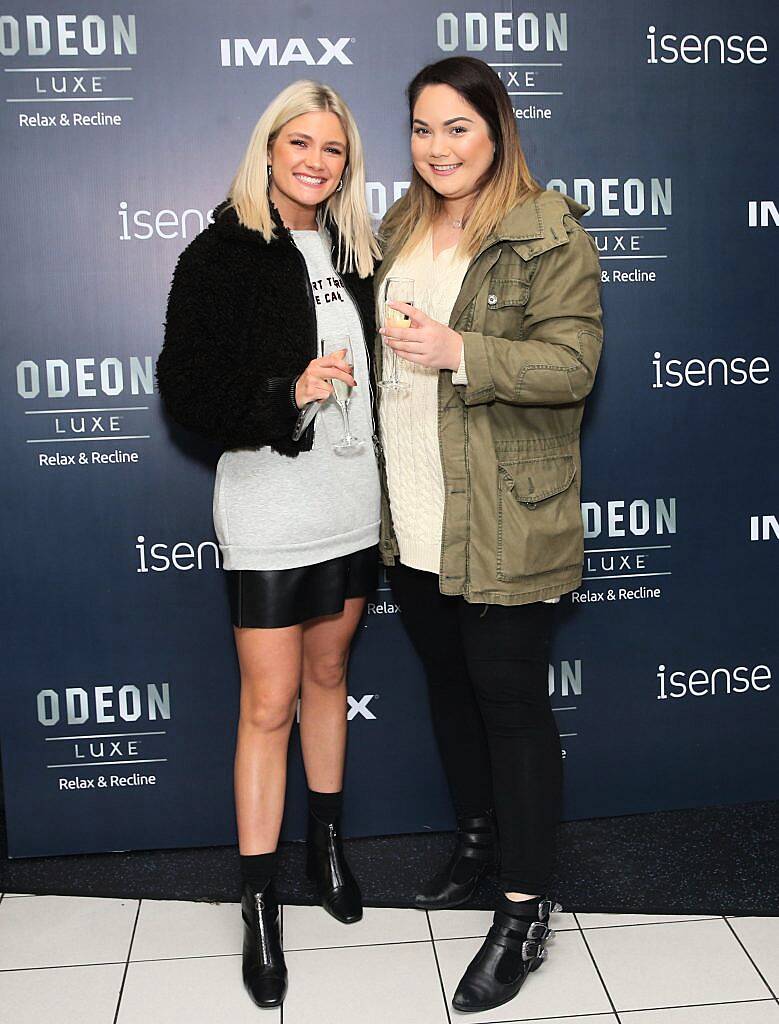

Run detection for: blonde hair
[[227, 80, 380, 278], [378, 57, 541, 283]]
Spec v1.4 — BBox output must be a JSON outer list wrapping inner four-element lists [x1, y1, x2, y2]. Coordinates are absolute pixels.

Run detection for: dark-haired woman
[[377, 57, 602, 1013], [157, 80, 381, 1009]]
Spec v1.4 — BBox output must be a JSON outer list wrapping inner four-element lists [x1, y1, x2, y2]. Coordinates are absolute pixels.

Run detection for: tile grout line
[[426, 910, 453, 1024], [613, 998, 776, 1015], [574, 911, 622, 1024], [112, 898, 142, 1024], [574, 917, 721, 930], [280, 905, 283, 1024], [723, 916, 778, 1000]]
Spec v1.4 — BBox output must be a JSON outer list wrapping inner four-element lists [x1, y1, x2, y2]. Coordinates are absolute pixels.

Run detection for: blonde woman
[[377, 57, 603, 1013], [157, 80, 381, 1008]]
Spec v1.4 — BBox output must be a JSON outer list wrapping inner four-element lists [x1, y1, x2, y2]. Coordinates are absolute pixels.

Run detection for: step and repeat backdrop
[[1, 1, 777, 857]]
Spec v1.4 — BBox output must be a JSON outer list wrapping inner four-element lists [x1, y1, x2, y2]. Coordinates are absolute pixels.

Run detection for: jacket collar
[[478, 190, 589, 260]]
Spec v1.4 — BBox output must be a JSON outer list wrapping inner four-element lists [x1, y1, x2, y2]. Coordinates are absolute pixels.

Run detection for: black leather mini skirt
[[227, 545, 379, 629]]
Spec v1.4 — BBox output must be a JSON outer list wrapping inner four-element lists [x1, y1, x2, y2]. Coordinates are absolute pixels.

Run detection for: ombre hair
[[227, 80, 380, 278], [379, 57, 541, 280]]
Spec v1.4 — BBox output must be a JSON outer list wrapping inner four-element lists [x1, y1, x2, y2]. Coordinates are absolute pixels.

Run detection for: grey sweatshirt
[[212, 228, 380, 570]]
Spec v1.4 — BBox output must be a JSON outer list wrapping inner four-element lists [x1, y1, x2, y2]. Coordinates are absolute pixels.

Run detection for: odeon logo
[[37, 682, 171, 725], [1, 13, 138, 109], [656, 662, 771, 700], [219, 36, 353, 67], [546, 176, 671, 218], [436, 11, 568, 52], [548, 659, 580, 697], [16, 355, 154, 399], [0, 13, 137, 55], [646, 25, 768, 65], [582, 498, 676, 540]]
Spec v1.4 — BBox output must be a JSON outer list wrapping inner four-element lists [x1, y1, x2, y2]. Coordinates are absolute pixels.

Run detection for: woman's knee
[[239, 685, 298, 733], [303, 650, 348, 691]]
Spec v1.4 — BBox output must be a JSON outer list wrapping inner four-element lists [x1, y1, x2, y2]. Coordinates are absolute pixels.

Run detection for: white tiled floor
[[0, 893, 777, 1024]]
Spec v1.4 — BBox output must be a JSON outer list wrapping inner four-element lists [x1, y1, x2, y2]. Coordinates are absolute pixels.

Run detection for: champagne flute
[[380, 277, 413, 391], [321, 335, 362, 450]]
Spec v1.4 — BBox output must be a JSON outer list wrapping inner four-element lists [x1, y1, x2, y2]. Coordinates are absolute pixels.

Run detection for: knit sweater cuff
[[451, 342, 468, 385]]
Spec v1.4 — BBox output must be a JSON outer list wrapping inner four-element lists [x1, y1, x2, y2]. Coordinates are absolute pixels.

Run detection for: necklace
[[449, 217, 464, 229]]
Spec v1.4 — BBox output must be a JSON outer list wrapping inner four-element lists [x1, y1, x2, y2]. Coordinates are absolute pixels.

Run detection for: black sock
[[497, 893, 540, 921], [308, 788, 343, 825], [240, 851, 277, 890]]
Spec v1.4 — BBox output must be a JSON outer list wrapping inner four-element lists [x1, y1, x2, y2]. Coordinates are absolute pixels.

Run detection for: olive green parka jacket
[[376, 188, 603, 605]]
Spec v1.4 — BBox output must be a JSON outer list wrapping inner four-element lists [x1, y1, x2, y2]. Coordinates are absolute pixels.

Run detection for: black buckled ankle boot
[[241, 879, 287, 1008], [306, 812, 363, 924], [414, 812, 498, 910], [452, 897, 561, 1013]]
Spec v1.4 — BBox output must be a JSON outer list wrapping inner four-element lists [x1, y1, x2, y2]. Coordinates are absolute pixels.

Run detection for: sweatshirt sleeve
[[156, 244, 300, 449], [455, 222, 603, 407]]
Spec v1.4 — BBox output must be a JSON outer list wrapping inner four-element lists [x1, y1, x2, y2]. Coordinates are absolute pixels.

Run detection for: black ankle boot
[[452, 897, 560, 1013], [413, 813, 498, 910], [306, 812, 363, 924], [241, 879, 287, 1008]]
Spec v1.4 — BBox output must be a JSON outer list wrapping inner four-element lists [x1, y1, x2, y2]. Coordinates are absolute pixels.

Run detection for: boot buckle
[[538, 898, 563, 919], [527, 921, 552, 942]]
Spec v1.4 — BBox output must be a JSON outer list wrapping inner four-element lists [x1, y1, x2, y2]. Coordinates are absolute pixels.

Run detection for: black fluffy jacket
[[157, 201, 376, 456]]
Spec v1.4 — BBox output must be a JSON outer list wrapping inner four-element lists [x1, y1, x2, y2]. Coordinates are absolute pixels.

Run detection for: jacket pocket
[[496, 453, 583, 581], [486, 279, 530, 309]]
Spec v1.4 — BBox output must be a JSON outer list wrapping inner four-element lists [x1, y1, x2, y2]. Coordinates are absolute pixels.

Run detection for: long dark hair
[[379, 56, 539, 276]]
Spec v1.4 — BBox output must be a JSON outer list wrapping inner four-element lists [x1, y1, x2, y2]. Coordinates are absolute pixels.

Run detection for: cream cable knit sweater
[[379, 233, 470, 574], [379, 231, 560, 605]]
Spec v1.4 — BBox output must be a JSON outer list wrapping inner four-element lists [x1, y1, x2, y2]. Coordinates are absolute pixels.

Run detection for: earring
[[336, 179, 343, 192], [267, 164, 272, 179]]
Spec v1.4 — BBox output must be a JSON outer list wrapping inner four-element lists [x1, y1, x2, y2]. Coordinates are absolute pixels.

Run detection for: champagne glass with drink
[[321, 335, 361, 450], [380, 278, 413, 391]]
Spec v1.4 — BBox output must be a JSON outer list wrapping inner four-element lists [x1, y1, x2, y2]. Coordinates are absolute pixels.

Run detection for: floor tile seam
[[424, 910, 453, 1024], [112, 899, 141, 1024], [723, 916, 778, 1000], [574, 912, 621, 1019], [478, 1011, 620, 1023], [579, 916, 722, 931], [284, 936, 434, 953], [615, 996, 778, 1014], [0, 960, 128, 973]]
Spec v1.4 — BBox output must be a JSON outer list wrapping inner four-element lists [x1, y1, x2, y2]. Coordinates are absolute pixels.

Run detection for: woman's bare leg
[[299, 597, 366, 792], [233, 624, 302, 854]]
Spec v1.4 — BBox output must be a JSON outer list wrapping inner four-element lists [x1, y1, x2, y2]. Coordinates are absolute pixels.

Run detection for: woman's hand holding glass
[[294, 351, 356, 408], [380, 302, 464, 372]]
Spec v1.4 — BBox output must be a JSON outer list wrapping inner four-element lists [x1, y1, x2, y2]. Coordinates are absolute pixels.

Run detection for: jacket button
[[487, 294, 497, 306]]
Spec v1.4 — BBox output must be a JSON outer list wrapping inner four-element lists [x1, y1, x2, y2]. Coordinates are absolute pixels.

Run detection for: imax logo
[[219, 36, 352, 67], [347, 695, 377, 720], [437, 11, 567, 52], [750, 516, 779, 541], [748, 201, 779, 227], [0, 14, 136, 56]]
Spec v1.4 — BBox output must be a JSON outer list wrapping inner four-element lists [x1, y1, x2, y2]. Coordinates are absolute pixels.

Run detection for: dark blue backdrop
[[1, 1, 777, 857]]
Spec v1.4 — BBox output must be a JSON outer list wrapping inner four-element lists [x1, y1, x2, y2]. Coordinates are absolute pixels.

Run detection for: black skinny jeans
[[389, 562, 562, 894]]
